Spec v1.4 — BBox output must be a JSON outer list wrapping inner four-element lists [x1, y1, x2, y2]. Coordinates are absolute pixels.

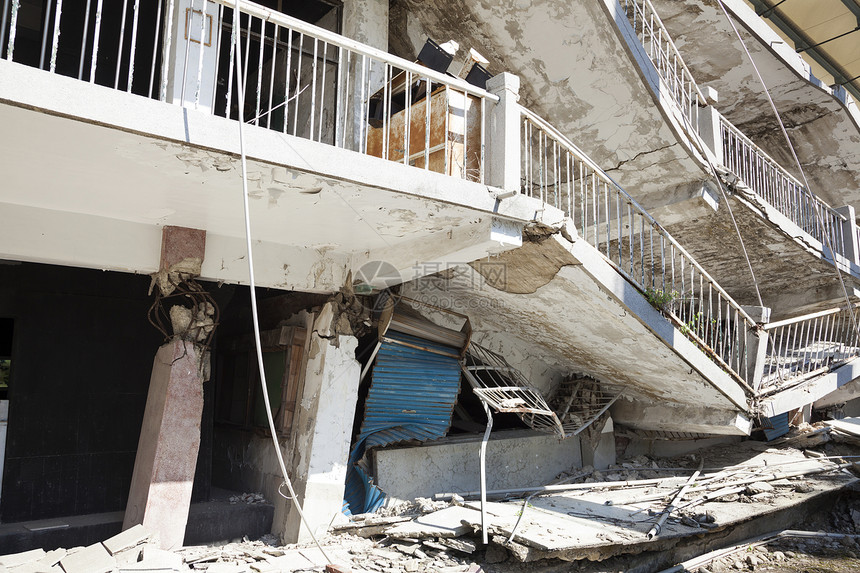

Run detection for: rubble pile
[[228, 493, 267, 505], [0, 436, 857, 573]]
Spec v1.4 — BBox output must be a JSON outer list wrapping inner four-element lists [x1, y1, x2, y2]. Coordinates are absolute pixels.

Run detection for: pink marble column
[[123, 339, 205, 550]]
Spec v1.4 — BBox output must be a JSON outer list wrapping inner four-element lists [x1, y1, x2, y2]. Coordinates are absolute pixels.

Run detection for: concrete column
[[742, 305, 771, 392], [342, 0, 388, 49], [834, 205, 859, 266], [579, 417, 615, 470], [485, 73, 522, 195], [280, 303, 361, 544], [342, 0, 389, 151], [696, 87, 723, 167], [164, 0, 221, 111], [123, 340, 205, 550], [124, 225, 208, 550]]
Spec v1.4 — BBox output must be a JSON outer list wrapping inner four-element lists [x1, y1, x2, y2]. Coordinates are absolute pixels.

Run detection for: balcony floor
[[0, 59, 548, 292]]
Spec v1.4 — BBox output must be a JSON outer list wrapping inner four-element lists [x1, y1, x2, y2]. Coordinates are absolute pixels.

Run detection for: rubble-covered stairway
[[392, 0, 860, 319]]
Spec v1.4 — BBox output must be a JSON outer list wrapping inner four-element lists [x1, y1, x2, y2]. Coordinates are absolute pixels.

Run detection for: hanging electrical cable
[[230, 0, 332, 562], [714, 0, 860, 337]]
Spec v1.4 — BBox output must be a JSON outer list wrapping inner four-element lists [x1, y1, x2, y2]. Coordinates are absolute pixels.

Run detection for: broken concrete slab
[[103, 525, 156, 556], [384, 506, 479, 539], [119, 547, 183, 572], [0, 549, 46, 568], [58, 544, 115, 573], [198, 564, 248, 573], [443, 443, 858, 562], [37, 550, 66, 568], [825, 417, 860, 437], [8, 561, 58, 573]]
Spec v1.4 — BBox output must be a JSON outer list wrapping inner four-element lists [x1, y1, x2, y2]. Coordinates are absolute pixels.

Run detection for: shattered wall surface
[[649, 0, 860, 210]]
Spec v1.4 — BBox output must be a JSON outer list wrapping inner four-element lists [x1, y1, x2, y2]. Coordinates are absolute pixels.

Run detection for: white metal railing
[[0, 0, 495, 183], [521, 107, 758, 391], [721, 117, 848, 259], [621, 0, 706, 131], [760, 304, 860, 394], [618, 0, 850, 263]]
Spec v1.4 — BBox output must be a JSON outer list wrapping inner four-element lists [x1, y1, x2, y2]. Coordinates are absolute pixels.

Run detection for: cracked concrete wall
[[374, 430, 582, 502], [649, 0, 860, 211], [390, 0, 709, 207]]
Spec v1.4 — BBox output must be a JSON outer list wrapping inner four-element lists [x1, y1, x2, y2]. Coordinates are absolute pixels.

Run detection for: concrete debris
[[228, 493, 267, 505], [2, 442, 857, 573], [0, 549, 47, 568], [59, 544, 115, 573], [103, 525, 157, 556]]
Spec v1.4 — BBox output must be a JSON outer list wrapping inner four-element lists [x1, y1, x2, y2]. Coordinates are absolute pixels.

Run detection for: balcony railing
[[521, 106, 758, 390], [760, 304, 860, 394], [621, 0, 706, 131], [0, 0, 496, 183], [721, 117, 848, 259]]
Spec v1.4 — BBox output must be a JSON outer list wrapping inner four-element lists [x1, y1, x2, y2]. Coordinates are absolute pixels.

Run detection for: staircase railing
[[521, 106, 758, 390], [621, 0, 851, 263], [621, 0, 706, 131], [720, 116, 848, 259], [760, 304, 860, 394]]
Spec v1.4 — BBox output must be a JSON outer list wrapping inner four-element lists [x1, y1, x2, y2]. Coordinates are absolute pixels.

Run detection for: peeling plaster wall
[[392, 0, 709, 204], [663, 190, 860, 318], [649, 0, 860, 210]]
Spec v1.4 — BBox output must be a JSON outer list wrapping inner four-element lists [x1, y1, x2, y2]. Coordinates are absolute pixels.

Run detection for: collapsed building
[[0, 0, 859, 554]]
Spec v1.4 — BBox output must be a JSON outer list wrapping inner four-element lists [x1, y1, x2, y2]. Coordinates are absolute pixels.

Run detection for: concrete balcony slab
[[0, 59, 554, 293]]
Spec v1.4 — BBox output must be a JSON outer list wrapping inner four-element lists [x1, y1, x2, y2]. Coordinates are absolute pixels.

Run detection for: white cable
[[231, 0, 332, 561], [715, 0, 860, 336]]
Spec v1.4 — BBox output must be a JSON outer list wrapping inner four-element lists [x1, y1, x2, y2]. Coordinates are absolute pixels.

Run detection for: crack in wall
[[604, 143, 678, 172]]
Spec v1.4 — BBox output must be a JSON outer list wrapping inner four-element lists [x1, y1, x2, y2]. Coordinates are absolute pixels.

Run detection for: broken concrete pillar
[[125, 225, 209, 550], [580, 417, 615, 470], [280, 303, 361, 544], [696, 87, 723, 166], [485, 72, 522, 195], [834, 205, 859, 266], [123, 340, 205, 550], [742, 305, 771, 392]]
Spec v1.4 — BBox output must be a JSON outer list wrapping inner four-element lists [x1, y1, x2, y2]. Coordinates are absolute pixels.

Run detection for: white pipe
[[232, 0, 330, 560]]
